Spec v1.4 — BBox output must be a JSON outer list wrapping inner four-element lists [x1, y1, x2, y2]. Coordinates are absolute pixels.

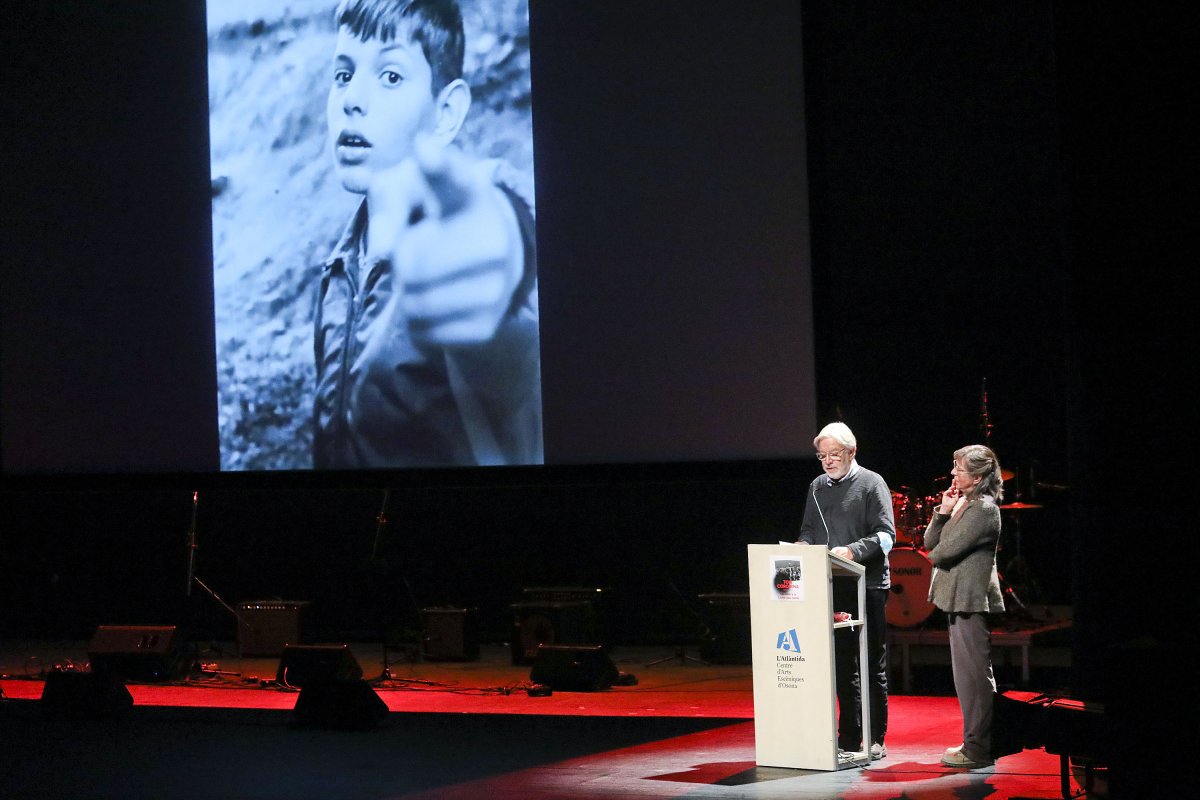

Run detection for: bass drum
[[886, 548, 936, 627]]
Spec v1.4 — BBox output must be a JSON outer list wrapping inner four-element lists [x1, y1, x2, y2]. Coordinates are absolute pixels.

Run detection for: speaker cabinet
[[293, 679, 388, 729], [87, 625, 188, 682], [275, 644, 362, 689], [520, 586, 610, 639], [40, 671, 134, 719], [510, 600, 597, 665], [422, 607, 480, 661], [529, 644, 619, 692], [697, 593, 752, 664], [237, 600, 309, 657]]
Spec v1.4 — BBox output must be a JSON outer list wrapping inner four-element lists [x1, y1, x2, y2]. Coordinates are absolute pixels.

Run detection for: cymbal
[[999, 501, 1042, 510]]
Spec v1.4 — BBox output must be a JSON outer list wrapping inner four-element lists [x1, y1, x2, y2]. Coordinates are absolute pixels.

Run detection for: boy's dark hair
[[336, 0, 465, 94]]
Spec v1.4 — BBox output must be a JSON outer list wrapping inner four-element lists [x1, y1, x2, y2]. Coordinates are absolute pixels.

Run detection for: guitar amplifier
[[421, 607, 480, 661], [520, 586, 608, 604], [236, 600, 309, 657]]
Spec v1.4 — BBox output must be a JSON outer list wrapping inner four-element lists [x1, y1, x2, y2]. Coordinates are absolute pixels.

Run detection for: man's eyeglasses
[[815, 449, 847, 462]]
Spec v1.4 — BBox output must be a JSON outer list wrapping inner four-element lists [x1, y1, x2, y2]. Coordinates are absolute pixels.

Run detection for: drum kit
[[885, 487, 940, 628], [885, 471, 1050, 628], [882, 379, 1065, 626]]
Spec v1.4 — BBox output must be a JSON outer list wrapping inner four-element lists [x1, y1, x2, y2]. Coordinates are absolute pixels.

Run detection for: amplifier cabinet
[[421, 607, 480, 661], [237, 600, 309, 657]]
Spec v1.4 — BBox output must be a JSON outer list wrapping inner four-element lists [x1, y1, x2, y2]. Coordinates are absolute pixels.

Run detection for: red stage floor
[[1, 641, 1097, 799]]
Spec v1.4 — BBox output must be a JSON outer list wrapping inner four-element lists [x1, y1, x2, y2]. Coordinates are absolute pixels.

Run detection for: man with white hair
[[798, 421, 895, 760]]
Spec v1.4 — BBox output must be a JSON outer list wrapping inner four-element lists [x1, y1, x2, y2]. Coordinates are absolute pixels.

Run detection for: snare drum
[[886, 548, 936, 627]]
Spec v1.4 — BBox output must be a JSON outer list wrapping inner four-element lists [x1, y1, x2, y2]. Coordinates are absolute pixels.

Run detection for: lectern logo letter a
[[776, 629, 801, 652]]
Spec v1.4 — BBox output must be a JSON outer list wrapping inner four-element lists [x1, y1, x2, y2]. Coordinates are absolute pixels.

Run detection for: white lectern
[[747, 544, 871, 770]]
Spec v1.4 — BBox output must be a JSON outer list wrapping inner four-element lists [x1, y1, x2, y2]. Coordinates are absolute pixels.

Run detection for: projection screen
[[1, 0, 815, 477]]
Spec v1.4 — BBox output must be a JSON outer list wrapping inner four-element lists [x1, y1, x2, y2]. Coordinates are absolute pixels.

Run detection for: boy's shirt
[[312, 162, 542, 468]]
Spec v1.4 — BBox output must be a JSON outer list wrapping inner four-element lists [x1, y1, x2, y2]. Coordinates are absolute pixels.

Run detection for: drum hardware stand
[[996, 509, 1033, 623], [979, 377, 994, 445], [646, 582, 711, 667], [999, 573, 1027, 612], [995, 567, 1032, 630], [999, 467, 1043, 622], [980, 379, 1036, 622]]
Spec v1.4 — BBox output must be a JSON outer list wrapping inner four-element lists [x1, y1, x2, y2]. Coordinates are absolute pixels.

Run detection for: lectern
[[747, 544, 871, 770]]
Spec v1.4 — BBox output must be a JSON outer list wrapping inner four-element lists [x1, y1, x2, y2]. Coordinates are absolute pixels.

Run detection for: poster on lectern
[[771, 557, 806, 601]]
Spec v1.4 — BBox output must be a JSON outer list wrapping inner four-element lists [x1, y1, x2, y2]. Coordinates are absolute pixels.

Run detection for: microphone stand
[[645, 582, 711, 667], [186, 491, 199, 596], [184, 490, 254, 664], [193, 577, 250, 630], [366, 489, 422, 684], [370, 489, 398, 683]]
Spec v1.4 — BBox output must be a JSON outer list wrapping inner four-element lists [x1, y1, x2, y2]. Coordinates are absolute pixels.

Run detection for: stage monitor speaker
[[237, 600, 309, 657], [293, 678, 388, 730], [510, 600, 597, 665], [422, 607, 480, 661], [992, 690, 1049, 757], [529, 644, 619, 692], [276, 644, 362, 689], [87, 625, 188, 682], [697, 593, 752, 664], [40, 670, 134, 720]]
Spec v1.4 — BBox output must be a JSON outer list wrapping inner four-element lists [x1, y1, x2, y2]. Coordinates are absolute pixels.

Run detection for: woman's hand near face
[[938, 482, 960, 514]]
